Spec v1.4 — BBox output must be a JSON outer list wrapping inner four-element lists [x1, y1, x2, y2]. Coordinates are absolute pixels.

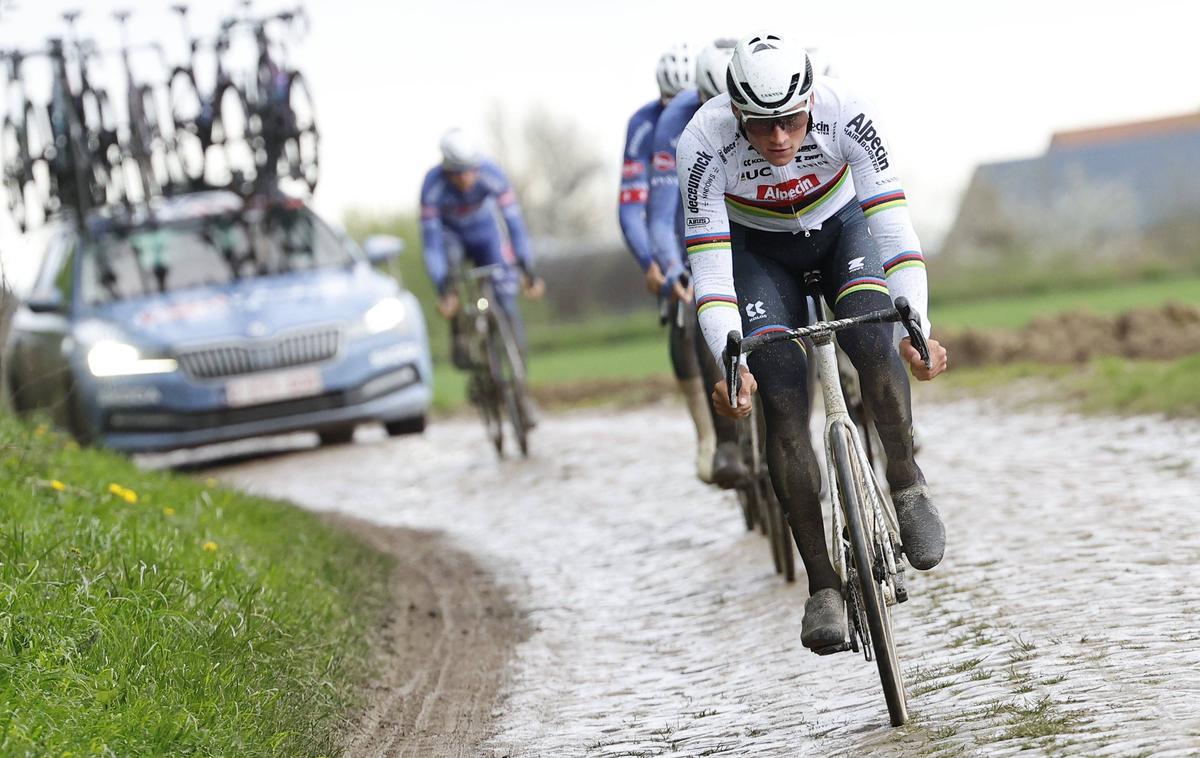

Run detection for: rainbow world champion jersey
[[675, 75, 931, 364]]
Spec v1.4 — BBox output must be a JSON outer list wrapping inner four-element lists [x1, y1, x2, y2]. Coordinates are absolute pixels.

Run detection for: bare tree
[[485, 102, 610, 245]]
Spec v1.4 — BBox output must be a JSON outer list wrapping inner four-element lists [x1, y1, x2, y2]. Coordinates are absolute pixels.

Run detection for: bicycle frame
[[812, 330, 906, 631]]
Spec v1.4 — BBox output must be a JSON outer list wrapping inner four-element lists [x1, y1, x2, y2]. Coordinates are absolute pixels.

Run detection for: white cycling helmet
[[439, 128, 482, 171], [656, 42, 695, 100], [726, 31, 814, 117], [696, 38, 736, 101]]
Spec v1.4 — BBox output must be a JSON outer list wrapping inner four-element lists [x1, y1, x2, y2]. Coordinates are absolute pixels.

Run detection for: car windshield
[[79, 205, 354, 305]]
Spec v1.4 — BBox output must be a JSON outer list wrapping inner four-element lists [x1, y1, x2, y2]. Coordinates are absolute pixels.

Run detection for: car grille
[[103, 364, 422, 436], [177, 328, 342, 379]]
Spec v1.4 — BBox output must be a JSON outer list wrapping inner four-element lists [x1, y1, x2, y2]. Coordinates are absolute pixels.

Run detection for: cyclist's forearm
[[617, 201, 655, 271], [420, 220, 450, 295], [500, 204, 534, 271], [689, 239, 740, 367], [864, 203, 930, 342]]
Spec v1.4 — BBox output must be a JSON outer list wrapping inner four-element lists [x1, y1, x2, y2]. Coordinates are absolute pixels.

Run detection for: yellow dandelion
[[163, 507, 176, 517], [205, 477, 218, 489], [202, 541, 218, 552], [50, 480, 67, 492], [107, 483, 139, 503]]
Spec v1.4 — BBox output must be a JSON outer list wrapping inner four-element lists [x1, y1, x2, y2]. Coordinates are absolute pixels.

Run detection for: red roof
[[1049, 111, 1200, 150]]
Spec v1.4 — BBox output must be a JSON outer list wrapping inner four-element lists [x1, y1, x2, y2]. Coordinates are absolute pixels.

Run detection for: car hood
[[84, 264, 398, 348]]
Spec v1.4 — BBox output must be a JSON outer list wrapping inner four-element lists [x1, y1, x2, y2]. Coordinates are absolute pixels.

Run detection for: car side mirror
[[26, 291, 66, 314], [363, 235, 404, 264]]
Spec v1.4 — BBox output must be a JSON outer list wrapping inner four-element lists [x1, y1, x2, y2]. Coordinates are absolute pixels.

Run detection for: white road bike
[[724, 295, 931, 727]]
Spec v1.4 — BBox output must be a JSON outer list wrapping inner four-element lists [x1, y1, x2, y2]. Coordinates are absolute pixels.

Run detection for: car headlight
[[87, 340, 178, 377], [362, 297, 407, 334]]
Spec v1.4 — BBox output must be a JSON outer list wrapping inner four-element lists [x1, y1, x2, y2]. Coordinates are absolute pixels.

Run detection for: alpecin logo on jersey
[[652, 151, 676, 173], [622, 159, 645, 179], [811, 120, 830, 136], [845, 113, 889, 171], [756, 174, 819, 202], [685, 150, 715, 213]]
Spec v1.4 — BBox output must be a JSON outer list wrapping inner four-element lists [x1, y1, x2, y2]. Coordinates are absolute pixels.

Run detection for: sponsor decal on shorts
[[622, 159, 645, 179], [652, 151, 676, 172]]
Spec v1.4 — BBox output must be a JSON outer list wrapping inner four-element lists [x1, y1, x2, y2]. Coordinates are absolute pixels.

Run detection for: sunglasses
[[740, 105, 811, 138]]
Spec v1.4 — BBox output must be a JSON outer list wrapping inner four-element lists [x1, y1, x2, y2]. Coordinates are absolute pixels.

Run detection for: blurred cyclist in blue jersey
[[420, 128, 545, 366], [645, 39, 743, 489], [619, 42, 743, 487]]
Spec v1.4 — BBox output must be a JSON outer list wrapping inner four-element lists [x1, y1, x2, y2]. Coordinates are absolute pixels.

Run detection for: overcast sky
[[1, 0, 1197, 261]]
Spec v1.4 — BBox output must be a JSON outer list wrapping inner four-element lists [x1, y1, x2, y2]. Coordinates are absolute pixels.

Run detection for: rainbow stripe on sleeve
[[860, 190, 907, 217], [697, 293, 738, 316], [883, 251, 926, 276], [685, 233, 732, 256]]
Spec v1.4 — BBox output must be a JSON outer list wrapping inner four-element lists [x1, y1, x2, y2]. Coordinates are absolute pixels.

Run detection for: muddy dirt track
[[193, 396, 1200, 757]]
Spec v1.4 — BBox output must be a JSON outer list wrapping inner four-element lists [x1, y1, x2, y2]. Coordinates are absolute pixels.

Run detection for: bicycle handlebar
[[723, 297, 931, 407]]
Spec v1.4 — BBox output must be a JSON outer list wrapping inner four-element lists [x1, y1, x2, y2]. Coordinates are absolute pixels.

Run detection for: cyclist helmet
[[656, 42, 695, 100], [439, 128, 482, 172], [696, 38, 736, 101], [726, 31, 814, 117]]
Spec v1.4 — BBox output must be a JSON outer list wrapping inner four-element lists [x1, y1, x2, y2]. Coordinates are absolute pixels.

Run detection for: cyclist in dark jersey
[[676, 32, 949, 651], [420, 128, 544, 361], [620, 43, 741, 486], [644, 40, 747, 489]]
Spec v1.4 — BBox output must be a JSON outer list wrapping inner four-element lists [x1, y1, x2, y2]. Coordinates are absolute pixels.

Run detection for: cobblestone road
[[210, 398, 1200, 756]]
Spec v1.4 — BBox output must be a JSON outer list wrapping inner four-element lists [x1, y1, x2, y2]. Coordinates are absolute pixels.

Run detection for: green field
[[430, 275, 1200, 412], [0, 417, 389, 755], [934, 276, 1200, 331]]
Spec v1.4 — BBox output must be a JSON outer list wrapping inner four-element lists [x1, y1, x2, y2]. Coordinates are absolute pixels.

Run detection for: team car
[[3, 190, 432, 452]]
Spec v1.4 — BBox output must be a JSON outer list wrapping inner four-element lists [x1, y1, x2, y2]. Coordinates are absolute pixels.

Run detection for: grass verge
[[938, 355, 1200, 417], [0, 416, 390, 756]]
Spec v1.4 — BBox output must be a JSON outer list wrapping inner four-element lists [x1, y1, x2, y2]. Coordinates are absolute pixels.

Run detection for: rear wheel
[[168, 68, 206, 184], [766, 485, 796, 582], [212, 84, 255, 192], [2, 118, 28, 230], [833, 426, 908, 726], [280, 72, 319, 192]]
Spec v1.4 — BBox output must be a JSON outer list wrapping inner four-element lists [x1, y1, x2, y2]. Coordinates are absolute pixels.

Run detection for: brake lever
[[724, 330, 742, 408], [894, 297, 932, 370]]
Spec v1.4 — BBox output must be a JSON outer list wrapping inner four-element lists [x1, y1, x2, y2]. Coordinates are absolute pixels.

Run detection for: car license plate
[[225, 367, 324, 407]]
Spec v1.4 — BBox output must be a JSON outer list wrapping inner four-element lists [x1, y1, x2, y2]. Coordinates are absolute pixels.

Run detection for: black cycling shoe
[[801, 588, 847, 650], [893, 481, 945, 570], [711, 440, 747, 490]]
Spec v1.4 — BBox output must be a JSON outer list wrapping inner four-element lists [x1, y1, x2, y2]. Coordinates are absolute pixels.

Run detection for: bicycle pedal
[[810, 641, 851, 656]]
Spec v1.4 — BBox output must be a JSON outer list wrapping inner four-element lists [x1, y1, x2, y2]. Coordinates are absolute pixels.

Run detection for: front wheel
[[489, 308, 530, 458], [833, 425, 908, 726]]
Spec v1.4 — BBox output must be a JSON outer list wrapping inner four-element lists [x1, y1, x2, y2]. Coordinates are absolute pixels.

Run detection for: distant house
[[941, 111, 1200, 263]]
